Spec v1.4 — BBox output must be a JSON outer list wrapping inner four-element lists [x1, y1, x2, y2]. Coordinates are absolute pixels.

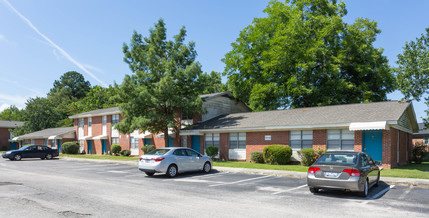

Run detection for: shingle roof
[[17, 127, 75, 139], [199, 92, 234, 101], [190, 101, 411, 131], [69, 107, 120, 119], [413, 123, 429, 136], [0, 120, 24, 128]]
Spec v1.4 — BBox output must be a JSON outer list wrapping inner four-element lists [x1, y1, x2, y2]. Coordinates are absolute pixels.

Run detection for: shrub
[[297, 148, 316, 166], [205, 146, 219, 159], [111, 144, 122, 155], [141, 145, 155, 154], [1, 145, 7, 151], [120, 149, 131, 156], [251, 151, 264, 163], [62, 142, 80, 154], [412, 142, 426, 164], [314, 146, 327, 160], [263, 144, 292, 165]]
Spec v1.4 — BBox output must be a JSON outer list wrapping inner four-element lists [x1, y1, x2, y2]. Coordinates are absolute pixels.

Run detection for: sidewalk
[[60, 157, 429, 188]]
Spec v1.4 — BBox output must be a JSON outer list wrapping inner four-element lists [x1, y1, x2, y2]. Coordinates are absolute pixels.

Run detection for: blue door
[[363, 130, 382, 163], [102, 140, 107, 154], [191, 135, 200, 153], [144, 139, 151, 146], [87, 140, 92, 154], [10, 142, 16, 150], [168, 138, 174, 147], [57, 139, 61, 153]]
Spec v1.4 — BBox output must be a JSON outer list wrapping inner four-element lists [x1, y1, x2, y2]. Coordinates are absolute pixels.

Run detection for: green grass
[[60, 154, 140, 161], [0, 151, 4, 154], [213, 161, 309, 172], [382, 162, 429, 179]]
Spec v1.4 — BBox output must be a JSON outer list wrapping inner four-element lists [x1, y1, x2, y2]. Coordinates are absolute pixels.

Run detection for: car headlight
[[5, 151, 11, 154]]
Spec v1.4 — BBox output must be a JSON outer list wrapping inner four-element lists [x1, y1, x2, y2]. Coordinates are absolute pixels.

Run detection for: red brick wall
[[0, 128, 11, 149], [354, 131, 363, 152], [382, 130, 393, 169], [313, 130, 327, 150], [219, 133, 229, 160], [245, 131, 289, 161]]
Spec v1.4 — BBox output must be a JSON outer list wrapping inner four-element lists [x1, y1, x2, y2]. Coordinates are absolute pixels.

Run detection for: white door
[[130, 137, 139, 156], [79, 140, 84, 153]]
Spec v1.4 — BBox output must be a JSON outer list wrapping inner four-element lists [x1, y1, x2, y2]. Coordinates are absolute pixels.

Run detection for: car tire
[[9, 158, 13, 161], [45, 154, 53, 160], [359, 179, 369, 197], [14, 154, 22, 161], [40, 158, 46, 160], [145, 172, 155, 176], [167, 165, 178, 178], [309, 187, 319, 194], [375, 172, 380, 187], [203, 162, 211, 173]]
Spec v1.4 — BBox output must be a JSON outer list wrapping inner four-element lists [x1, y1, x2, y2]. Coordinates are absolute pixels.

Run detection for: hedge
[[263, 144, 292, 165], [62, 142, 80, 154]]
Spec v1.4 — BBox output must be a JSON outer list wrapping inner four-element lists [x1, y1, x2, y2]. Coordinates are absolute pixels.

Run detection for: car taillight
[[139, 157, 142, 161], [342, 169, 361, 177], [308, 167, 321, 174], [152, 157, 165, 162]]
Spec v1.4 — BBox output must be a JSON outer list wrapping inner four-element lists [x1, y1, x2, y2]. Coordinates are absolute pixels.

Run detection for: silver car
[[307, 151, 381, 197], [138, 147, 212, 177]]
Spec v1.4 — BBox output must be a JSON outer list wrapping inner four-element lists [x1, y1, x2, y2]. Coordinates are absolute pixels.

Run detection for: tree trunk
[[164, 128, 169, 148]]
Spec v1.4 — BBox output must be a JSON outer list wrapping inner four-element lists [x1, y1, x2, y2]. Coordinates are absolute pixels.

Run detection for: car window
[[361, 155, 369, 167], [42, 146, 49, 150], [27, 146, 36, 151], [186, 149, 199, 157], [37, 146, 43, 150], [146, 149, 170, 155], [366, 154, 375, 166], [315, 153, 357, 165], [173, 149, 187, 156]]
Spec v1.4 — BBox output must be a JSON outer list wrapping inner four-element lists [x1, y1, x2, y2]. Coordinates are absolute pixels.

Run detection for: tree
[[223, 0, 395, 111], [395, 27, 429, 126], [0, 105, 25, 121], [115, 19, 214, 146], [70, 85, 118, 113], [11, 97, 61, 136]]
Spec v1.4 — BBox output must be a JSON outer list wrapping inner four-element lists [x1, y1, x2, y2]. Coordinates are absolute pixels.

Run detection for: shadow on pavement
[[310, 181, 392, 200]]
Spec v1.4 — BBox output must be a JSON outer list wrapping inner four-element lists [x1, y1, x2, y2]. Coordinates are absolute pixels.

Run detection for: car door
[[186, 149, 204, 171], [360, 154, 372, 183], [35, 146, 45, 158], [22, 146, 36, 158], [366, 154, 378, 185], [172, 149, 192, 172]]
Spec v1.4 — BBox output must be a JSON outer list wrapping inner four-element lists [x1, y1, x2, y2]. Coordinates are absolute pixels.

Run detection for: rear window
[[146, 149, 170, 155], [315, 153, 358, 165]]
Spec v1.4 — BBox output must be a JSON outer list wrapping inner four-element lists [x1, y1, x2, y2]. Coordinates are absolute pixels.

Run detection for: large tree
[[395, 27, 429, 126], [223, 0, 395, 111], [0, 105, 25, 121], [70, 85, 118, 113], [115, 19, 219, 145]]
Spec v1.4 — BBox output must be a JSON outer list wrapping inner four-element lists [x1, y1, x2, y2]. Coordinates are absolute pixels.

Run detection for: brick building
[[412, 123, 429, 151], [0, 120, 24, 150], [181, 101, 418, 169], [11, 127, 75, 152]]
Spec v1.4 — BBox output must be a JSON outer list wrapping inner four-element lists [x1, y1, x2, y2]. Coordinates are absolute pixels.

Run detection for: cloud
[[0, 103, 10, 112], [0, 93, 28, 106], [2, 0, 108, 87], [52, 49, 61, 61], [83, 64, 104, 74]]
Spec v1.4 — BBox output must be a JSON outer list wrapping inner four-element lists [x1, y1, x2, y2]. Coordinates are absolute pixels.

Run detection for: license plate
[[325, 172, 339, 178]]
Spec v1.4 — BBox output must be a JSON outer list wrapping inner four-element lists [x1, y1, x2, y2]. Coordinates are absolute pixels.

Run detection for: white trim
[[48, 135, 62, 140], [93, 135, 108, 140], [69, 110, 121, 119], [180, 130, 204, 136], [79, 135, 93, 140], [12, 137, 20, 141], [349, 121, 388, 131], [135, 131, 152, 139]]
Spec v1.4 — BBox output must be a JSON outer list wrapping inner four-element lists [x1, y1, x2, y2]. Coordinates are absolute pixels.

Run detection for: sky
[[0, 0, 428, 122]]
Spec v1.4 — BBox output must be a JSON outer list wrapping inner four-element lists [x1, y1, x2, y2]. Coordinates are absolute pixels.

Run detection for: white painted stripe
[[398, 186, 412, 200], [209, 175, 271, 187], [272, 184, 308, 195], [162, 172, 228, 181], [371, 185, 395, 199]]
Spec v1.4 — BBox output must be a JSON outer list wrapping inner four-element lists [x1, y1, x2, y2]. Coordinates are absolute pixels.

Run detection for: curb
[[59, 157, 429, 188]]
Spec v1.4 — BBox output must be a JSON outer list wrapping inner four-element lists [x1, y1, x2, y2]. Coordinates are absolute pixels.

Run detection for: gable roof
[[413, 123, 429, 136], [69, 107, 120, 119], [0, 120, 25, 128], [15, 127, 75, 140], [186, 101, 418, 133]]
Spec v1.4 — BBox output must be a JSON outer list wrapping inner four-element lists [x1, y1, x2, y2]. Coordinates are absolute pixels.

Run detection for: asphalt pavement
[[0, 157, 428, 217]]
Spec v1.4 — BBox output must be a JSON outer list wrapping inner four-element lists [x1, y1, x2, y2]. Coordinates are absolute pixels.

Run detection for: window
[[181, 111, 193, 120], [112, 114, 119, 125], [31, 139, 34, 144], [44, 139, 48, 146], [327, 129, 355, 151], [290, 130, 313, 150], [88, 117, 92, 136], [205, 133, 220, 150], [186, 149, 200, 157], [130, 137, 138, 150], [424, 136, 429, 145], [229, 132, 246, 149], [78, 118, 84, 137], [173, 149, 188, 156], [180, 136, 187, 147], [102, 116, 107, 135], [111, 137, 119, 144], [51, 140, 56, 148]]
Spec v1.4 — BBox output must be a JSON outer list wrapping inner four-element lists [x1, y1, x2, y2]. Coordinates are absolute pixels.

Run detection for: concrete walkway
[[60, 157, 429, 188]]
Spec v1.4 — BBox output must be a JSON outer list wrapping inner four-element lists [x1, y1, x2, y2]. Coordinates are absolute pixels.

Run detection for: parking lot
[[0, 158, 428, 217]]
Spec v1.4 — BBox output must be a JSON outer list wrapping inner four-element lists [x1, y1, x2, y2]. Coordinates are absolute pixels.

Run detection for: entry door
[[191, 136, 200, 153], [144, 139, 151, 146], [130, 137, 139, 156], [57, 139, 61, 153], [168, 138, 174, 147], [102, 140, 107, 154], [363, 130, 382, 163], [87, 140, 92, 154], [10, 142, 16, 150]]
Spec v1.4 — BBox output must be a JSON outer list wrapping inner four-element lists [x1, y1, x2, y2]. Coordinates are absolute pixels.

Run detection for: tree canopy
[[223, 0, 395, 111], [115, 18, 220, 145], [0, 105, 25, 121]]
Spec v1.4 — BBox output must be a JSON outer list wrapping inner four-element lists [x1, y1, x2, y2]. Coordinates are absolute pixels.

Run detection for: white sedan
[[138, 147, 212, 177]]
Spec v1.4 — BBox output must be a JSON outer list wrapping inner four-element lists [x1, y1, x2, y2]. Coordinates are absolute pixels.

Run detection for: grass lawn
[[382, 162, 429, 179], [0, 151, 4, 154], [213, 161, 309, 172], [60, 154, 140, 161]]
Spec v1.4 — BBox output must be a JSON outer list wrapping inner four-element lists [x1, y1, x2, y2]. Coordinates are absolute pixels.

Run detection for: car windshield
[[315, 153, 358, 165], [18, 145, 31, 151], [146, 149, 170, 155]]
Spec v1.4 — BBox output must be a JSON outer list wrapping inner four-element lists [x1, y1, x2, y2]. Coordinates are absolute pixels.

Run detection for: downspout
[[397, 130, 399, 165]]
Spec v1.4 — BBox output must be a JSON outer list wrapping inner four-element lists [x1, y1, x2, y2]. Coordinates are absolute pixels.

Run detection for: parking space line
[[371, 185, 395, 199], [398, 187, 412, 200], [272, 184, 307, 195], [209, 175, 272, 187]]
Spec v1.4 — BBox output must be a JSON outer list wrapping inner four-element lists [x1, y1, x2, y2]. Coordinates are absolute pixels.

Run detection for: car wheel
[[40, 158, 46, 160], [359, 179, 369, 197], [45, 154, 53, 160], [145, 172, 154, 176], [309, 187, 319, 194], [167, 165, 178, 177], [9, 158, 13, 161], [14, 154, 22, 161], [375, 172, 380, 187], [203, 162, 211, 173]]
